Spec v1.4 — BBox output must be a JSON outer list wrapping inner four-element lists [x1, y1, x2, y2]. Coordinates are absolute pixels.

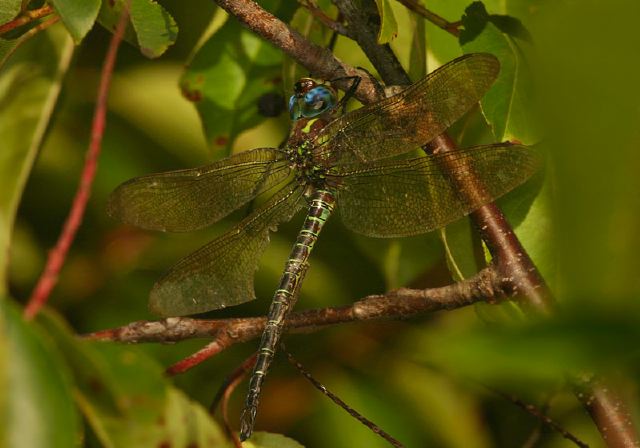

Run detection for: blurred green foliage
[[0, 0, 639, 447]]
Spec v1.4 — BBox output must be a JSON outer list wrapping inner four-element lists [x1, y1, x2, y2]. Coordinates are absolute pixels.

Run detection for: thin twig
[[24, 3, 130, 319], [284, 347, 405, 447], [0, 4, 54, 36], [489, 388, 589, 448], [394, 0, 461, 37], [0, 16, 60, 69], [298, 0, 350, 37], [211, 354, 256, 448]]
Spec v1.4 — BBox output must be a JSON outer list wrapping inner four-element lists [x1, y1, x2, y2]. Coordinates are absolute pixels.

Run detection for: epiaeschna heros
[[107, 53, 541, 440]]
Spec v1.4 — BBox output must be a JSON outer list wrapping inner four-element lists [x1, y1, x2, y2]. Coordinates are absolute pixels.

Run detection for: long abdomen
[[240, 189, 335, 440]]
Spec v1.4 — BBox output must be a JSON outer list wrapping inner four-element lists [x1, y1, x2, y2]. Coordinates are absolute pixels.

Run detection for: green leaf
[[352, 234, 442, 289], [0, 0, 21, 24], [407, 10, 426, 81], [0, 26, 74, 295], [50, 0, 101, 42], [460, 7, 540, 144], [130, 0, 178, 58], [0, 299, 80, 448], [0, 37, 18, 68], [98, 0, 178, 59], [439, 220, 482, 282], [499, 166, 554, 286], [374, 0, 398, 44], [181, 0, 295, 154], [38, 311, 229, 448], [245, 432, 305, 448]]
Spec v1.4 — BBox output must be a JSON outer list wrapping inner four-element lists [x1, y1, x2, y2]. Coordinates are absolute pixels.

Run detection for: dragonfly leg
[[330, 75, 361, 115]]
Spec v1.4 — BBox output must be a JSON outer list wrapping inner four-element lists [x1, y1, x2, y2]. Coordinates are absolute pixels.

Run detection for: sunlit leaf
[[129, 0, 178, 58], [374, 0, 398, 44], [98, 0, 178, 58], [0, 299, 80, 448], [0, 0, 21, 24], [407, 11, 426, 81], [460, 3, 540, 144], [50, 0, 101, 42], [0, 26, 73, 295], [245, 432, 305, 448], [181, 0, 295, 154], [461, 23, 539, 144]]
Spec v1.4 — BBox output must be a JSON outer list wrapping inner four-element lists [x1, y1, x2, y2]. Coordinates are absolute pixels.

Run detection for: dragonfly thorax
[[286, 141, 328, 189]]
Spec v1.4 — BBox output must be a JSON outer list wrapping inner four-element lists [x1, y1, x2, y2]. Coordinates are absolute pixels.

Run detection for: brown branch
[[334, 0, 409, 86], [23, 4, 130, 319], [574, 375, 640, 448], [0, 4, 54, 36], [87, 266, 503, 346], [394, 0, 461, 37]]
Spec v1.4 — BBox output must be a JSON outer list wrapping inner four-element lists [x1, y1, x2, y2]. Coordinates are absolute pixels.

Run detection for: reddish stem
[[166, 339, 232, 375], [24, 5, 130, 319]]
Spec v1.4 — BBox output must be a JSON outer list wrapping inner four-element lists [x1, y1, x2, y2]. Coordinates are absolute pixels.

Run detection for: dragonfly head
[[289, 78, 337, 121]]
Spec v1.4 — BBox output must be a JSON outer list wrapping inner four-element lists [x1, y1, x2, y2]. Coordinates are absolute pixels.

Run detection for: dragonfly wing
[[333, 144, 542, 237], [314, 54, 500, 165], [107, 148, 290, 232], [149, 183, 306, 317]]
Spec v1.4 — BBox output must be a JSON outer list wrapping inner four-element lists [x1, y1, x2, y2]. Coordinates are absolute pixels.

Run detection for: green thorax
[[286, 108, 338, 191]]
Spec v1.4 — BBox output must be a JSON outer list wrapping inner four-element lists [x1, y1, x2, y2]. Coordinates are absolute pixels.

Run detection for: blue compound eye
[[288, 94, 300, 120], [301, 86, 336, 118], [288, 85, 337, 121]]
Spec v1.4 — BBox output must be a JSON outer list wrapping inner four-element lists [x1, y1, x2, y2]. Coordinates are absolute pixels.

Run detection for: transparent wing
[[332, 144, 541, 237], [313, 54, 500, 165], [149, 183, 306, 317], [107, 148, 290, 232]]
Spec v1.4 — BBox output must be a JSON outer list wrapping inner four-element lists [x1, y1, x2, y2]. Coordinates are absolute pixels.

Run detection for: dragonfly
[[107, 53, 541, 440]]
